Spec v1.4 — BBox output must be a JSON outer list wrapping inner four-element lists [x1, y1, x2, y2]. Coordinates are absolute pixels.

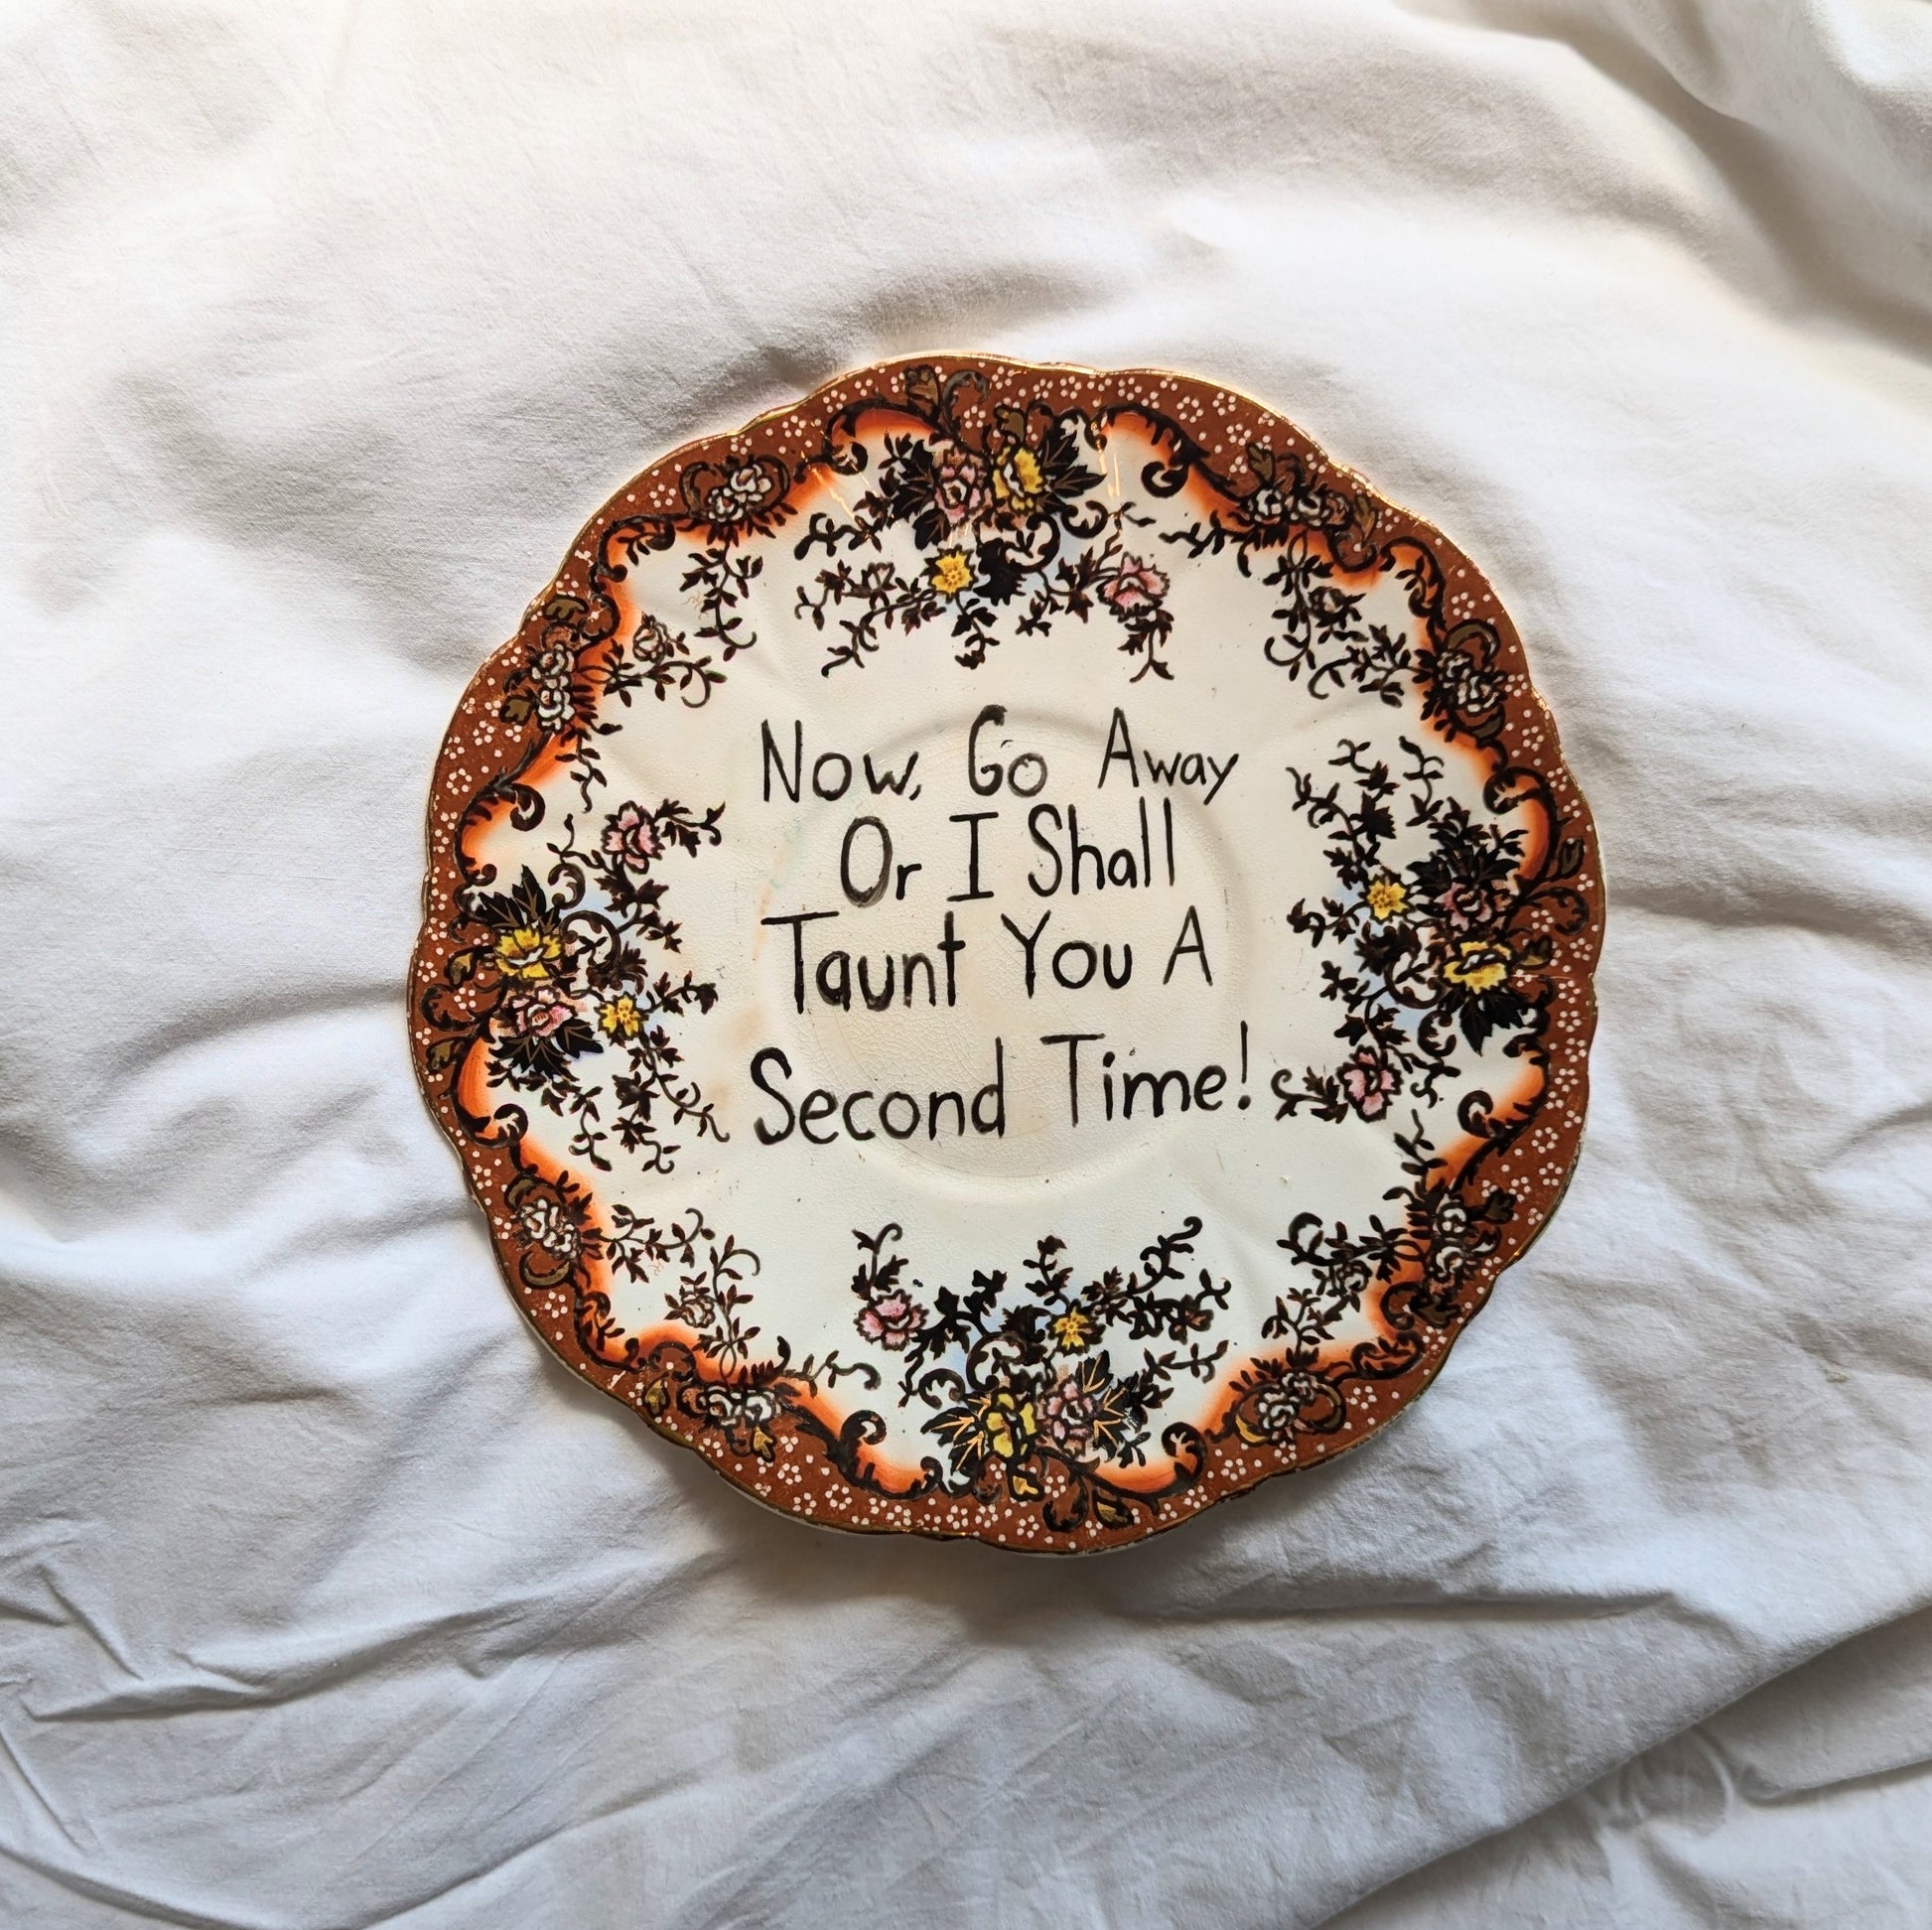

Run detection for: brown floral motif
[[504, 1171, 592, 1291], [499, 619, 592, 739], [1271, 734, 1587, 1127], [686, 1381, 786, 1460], [1338, 1046, 1399, 1120], [1160, 440, 1393, 689], [602, 799, 663, 869], [848, 1220, 1231, 1532], [1098, 555, 1169, 614], [679, 452, 791, 543], [790, 367, 1180, 680], [432, 786, 726, 1174], [1231, 1367, 1340, 1448], [856, 1284, 922, 1352], [1420, 620, 1510, 745], [1213, 1113, 1520, 1445], [488, 594, 730, 818], [591, 1208, 876, 1466]]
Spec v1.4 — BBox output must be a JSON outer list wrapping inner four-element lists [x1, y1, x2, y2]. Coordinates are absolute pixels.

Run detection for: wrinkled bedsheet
[[4, 2, 1931, 1923]]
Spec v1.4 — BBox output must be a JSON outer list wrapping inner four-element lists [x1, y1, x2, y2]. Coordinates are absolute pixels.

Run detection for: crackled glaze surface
[[409, 357, 1602, 1552]]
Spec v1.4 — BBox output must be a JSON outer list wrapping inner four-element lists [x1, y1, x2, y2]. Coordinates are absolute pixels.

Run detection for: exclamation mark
[[1237, 1020, 1251, 1110]]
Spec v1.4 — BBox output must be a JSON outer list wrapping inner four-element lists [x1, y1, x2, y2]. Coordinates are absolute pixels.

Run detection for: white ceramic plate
[[410, 356, 1602, 1552]]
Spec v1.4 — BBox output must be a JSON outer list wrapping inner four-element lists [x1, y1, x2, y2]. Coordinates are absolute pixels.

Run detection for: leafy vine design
[[433, 789, 726, 1177], [1271, 730, 1587, 1127], [791, 364, 1178, 680], [1221, 1112, 1519, 1446], [846, 1219, 1230, 1531], [584, 1208, 878, 1460]]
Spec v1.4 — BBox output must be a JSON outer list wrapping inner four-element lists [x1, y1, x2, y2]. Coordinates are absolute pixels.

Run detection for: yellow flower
[[1443, 939, 1510, 993], [495, 924, 563, 983], [980, 1389, 1037, 1461], [992, 445, 1045, 510], [928, 548, 973, 599], [1050, 1308, 1096, 1354], [1365, 876, 1408, 921], [598, 993, 641, 1040]]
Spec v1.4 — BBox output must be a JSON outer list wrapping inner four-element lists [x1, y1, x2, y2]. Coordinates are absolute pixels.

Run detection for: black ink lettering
[[798, 1088, 839, 1144], [1099, 707, 1139, 788], [812, 751, 853, 800], [1164, 903, 1212, 986], [858, 953, 895, 1011], [1068, 805, 1105, 895], [1052, 939, 1096, 990], [1039, 1032, 1102, 1128], [750, 1046, 796, 1143], [972, 1036, 1006, 1135], [840, 815, 892, 907], [1027, 803, 1063, 897], [1001, 907, 1050, 995], [864, 749, 919, 796], [761, 719, 801, 803], [816, 950, 852, 1010], [761, 908, 838, 1014], [967, 704, 1007, 797], [901, 951, 937, 1007], [842, 1090, 877, 1141], [1122, 1067, 1192, 1118], [947, 810, 998, 901], [938, 909, 964, 1005], [812, 753, 851, 801]]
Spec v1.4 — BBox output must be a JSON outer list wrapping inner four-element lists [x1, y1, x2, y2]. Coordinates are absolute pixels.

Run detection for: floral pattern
[[1267, 734, 1588, 1126], [790, 366, 1179, 680], [435, 789, 726, 1176], [844, 1220, 1231, 1532], [411, 355, 1601, 1552]]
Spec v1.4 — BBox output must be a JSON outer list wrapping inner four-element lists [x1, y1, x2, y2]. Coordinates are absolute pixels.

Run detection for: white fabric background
[[3, 1, 1930, 1922]]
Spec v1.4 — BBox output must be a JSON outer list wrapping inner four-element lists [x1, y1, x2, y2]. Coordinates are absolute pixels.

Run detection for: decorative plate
[[409, 355, 1601, 1553]]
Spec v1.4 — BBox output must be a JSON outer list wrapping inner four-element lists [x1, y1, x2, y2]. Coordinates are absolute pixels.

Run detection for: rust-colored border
[[407, 354, 1603, 1553]]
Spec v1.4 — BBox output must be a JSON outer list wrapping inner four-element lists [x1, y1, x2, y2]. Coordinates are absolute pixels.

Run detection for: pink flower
[[857, 1290, 922, 1351], [933, 444, 991, 527], [1037, 1374, 1099, 1456], [602, 801, 662, 870], [498, 981, 576, 1038], [1433, 880, 1491, 934], [1339, 1048, 1398, 1119], [1100, 557, 1169, 614]]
